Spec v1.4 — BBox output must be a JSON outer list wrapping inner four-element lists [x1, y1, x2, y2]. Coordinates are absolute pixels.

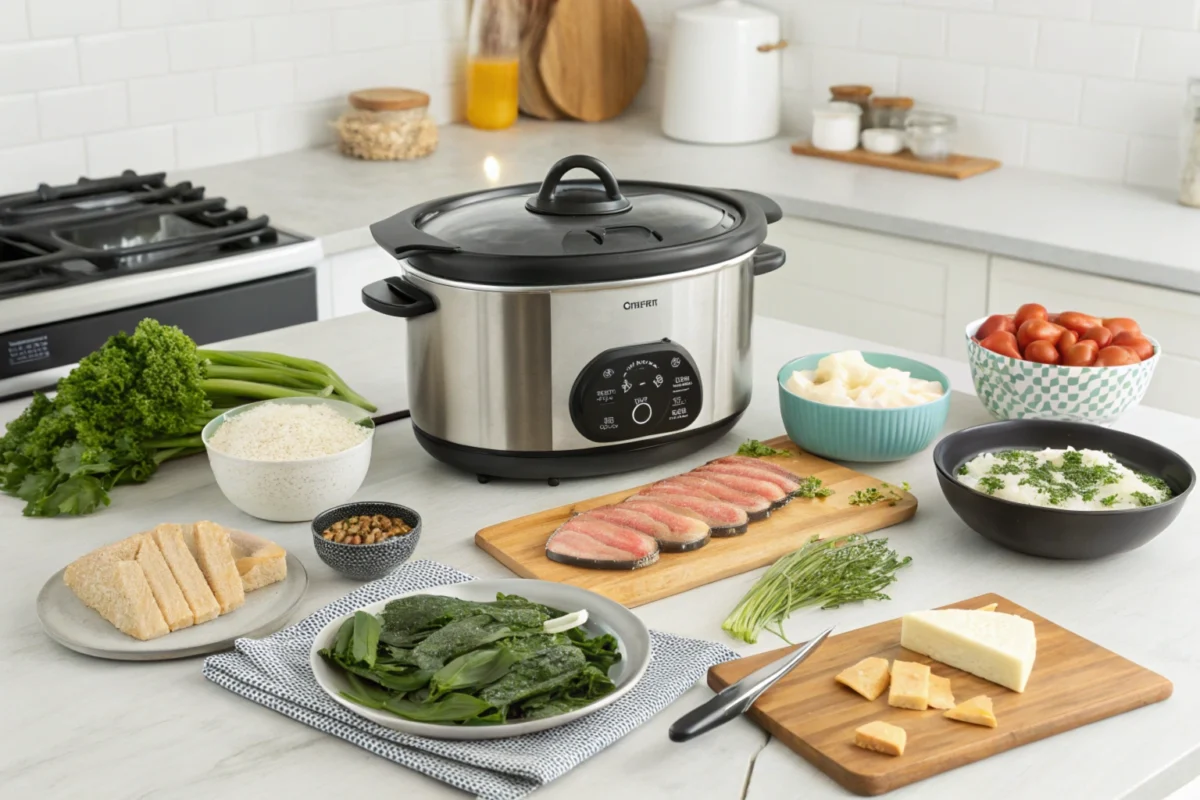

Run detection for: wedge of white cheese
[[900, 609, 1036, 692]]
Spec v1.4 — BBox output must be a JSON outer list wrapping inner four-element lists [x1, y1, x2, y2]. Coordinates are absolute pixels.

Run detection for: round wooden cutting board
[[518, 0, 566, 120], [538, 0, 649, 123]]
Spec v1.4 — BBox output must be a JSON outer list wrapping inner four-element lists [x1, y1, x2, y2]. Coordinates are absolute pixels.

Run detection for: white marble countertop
[[3, 313, 1200, 800], [179, 113, 1200, 293]]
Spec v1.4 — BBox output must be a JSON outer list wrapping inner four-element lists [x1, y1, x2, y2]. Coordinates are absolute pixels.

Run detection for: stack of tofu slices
[[64, 521, 287, 641]]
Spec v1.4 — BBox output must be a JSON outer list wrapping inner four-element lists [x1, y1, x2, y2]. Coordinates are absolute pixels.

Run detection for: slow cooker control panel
[[570, 341, 704, 443]]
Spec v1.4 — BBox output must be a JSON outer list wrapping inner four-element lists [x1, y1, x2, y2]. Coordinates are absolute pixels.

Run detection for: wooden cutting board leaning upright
[[518, 0, 564, 120]]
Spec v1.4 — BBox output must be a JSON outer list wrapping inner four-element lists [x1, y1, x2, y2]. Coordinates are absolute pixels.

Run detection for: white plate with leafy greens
[[308, 579, 651, 739]]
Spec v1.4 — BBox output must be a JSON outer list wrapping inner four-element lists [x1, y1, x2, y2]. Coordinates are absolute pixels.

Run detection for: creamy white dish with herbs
[[956, 448, 1172, 510]]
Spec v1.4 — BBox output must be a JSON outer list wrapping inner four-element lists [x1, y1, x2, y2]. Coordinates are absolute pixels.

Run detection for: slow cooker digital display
[[569, 341, 703, 443]]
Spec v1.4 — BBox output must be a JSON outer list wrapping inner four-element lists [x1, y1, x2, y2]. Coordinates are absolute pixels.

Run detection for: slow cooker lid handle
[[525, 155, 633, 216]]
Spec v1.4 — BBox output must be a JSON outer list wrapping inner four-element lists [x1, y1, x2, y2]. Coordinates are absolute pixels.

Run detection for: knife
[[668, 626, 834, 743]]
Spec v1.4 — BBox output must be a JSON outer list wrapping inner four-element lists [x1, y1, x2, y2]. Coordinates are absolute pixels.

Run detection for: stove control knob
[[631, 402, 653, 425]]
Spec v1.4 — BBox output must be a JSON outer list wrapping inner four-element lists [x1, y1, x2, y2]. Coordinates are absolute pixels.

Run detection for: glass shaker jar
[[869, 97, 914, 130], [905, 111, 957, 161], [466, 0, 521, 130], [1180, 78, 1200, 208], [829, 85, 872, 119]]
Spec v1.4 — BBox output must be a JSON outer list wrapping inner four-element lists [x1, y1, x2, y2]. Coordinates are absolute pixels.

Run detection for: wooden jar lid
[[349, 88, 430, 112], [829, 84, 873, 98], [870, 96, 915, 109]]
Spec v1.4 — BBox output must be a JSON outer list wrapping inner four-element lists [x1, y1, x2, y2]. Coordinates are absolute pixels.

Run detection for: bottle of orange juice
[[466, 0, 520, 130]]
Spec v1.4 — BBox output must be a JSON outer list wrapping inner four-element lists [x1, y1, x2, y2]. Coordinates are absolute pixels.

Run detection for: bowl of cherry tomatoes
[[965, 304, 1159, 425]]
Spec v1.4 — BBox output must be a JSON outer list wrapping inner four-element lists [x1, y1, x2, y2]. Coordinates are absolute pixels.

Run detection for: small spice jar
[[829, 85, 872, 118], [812, 101, 863, 152], [905, 111, 957, 161], [335, 88, 438, 161], [869, 96, 914, 130]]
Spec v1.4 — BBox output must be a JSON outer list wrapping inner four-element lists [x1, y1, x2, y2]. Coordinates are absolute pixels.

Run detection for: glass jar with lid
[[905, 111, 957, 161], [334, 88, 438, 161], [1180, 77, 1200, 208], [829, 85, 872, 119], [869, 96, 914, 130]]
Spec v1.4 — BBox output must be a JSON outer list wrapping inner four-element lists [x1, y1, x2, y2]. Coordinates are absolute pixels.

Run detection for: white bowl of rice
[[201, 397, 375, 522]]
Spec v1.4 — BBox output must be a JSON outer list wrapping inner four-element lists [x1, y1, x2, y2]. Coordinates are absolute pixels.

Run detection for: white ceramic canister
[[661, 0, 785, 144], [811, 102, 862, 152]]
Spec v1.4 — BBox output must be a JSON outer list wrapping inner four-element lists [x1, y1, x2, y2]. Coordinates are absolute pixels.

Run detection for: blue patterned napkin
[[203, 560, 738, 800]]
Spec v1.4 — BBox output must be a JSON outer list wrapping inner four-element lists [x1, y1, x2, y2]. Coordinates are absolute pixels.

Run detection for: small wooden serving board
[[791, 141, 1001, 180], [474, 437, 916, 608], [708, 593, 1172, 796]]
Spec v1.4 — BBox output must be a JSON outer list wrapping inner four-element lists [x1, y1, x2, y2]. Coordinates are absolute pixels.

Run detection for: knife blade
[[668, 626, 834, 743]]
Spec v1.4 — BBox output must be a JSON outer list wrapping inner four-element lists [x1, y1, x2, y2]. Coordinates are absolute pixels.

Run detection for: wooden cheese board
[[474, 437, 916, 608], [791, 140, 1001, 180], [708, 593, 1172, 796]]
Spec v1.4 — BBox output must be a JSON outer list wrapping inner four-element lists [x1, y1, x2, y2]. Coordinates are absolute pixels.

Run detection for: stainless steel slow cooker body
[[363, 155, 786, 479]]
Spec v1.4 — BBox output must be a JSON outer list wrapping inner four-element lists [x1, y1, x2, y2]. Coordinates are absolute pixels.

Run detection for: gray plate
[[309, 578, 652, 740], [37, 553, 308, 661]]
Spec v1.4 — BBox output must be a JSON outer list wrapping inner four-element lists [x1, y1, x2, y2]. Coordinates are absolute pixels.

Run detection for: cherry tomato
[[1082, 325, 1112, 348], [1094, 346, 1140, 367], [1017, 318, 1064, 351], [1056, 311, 1102, 336], [1014, 303, 1049, 328], [975, 314, 1018, 341], [1062, 340, 1099, 367], [979, 331, 1022, 360], [1024, 340, 1061, 364], [1103, 317, 1141, 338], [1112, 331, 1154, 361], [1057, 330, 1079, 355]]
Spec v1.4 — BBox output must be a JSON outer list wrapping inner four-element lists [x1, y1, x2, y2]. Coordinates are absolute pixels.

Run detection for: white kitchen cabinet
[[319, 246, 400, 319], [989, 257, 1200, 418], [761, 218, 989, 358]]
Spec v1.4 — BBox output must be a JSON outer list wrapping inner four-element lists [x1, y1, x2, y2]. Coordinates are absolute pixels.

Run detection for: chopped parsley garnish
[[960, 448, 1172, 508], [794, 476, 834, 499], [736, 439, 790, 457], [1100, 495, 1118, 507], [849, 482, 908, 507], [1131, 491, 1158, 507], [978, 476, 1005, 495], [956, 464, 969, 476]]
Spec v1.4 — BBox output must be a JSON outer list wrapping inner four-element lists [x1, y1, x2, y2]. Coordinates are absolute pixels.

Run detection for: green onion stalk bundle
[[0, 319, 376, 517], [722, 534, 912, 644]]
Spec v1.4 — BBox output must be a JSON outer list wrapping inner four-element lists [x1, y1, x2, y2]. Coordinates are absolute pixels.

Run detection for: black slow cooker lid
[[369, 154, 782, 287]]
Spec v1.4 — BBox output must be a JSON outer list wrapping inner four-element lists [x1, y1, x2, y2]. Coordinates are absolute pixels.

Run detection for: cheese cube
[[928, 674, 955, 710], [976, 603, 998, 612], [944, 695, 997, 728], [854, 720, 906, 756], [901, 609, 1036, 692], [888, 660, 930, 710], [835, 657, 891, 701]]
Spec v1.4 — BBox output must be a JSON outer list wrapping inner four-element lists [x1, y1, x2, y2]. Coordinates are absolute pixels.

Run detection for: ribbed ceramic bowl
[[311, 502, 421, 580], [965, 317, 1159, 426], [777, 353, 951, 462]]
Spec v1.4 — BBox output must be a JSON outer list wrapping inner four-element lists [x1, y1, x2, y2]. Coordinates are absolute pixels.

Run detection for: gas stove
[[0, 171, 322, 399]]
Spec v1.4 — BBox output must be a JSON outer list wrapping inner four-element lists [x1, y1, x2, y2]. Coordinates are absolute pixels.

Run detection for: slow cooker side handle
[[752, 244, 786, 277], [362, 276, 437, 318]]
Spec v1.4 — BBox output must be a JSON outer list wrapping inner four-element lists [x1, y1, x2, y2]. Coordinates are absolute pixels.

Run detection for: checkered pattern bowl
[[965, 317, 1159, 426]]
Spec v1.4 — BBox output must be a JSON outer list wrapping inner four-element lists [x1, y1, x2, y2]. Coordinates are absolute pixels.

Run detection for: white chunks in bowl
[[785, 351, 944, 409], [208, 401, 370, 461], [956, 448, 1172, 510]]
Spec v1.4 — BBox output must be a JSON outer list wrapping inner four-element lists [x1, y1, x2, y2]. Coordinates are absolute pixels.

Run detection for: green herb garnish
[[723, 534, 912, 644], [956, 465, 969, 476], [736, 439, 790, 457], [978, 476, 1005, 495], [1131, 491, 1158, 507], [962, 449, 1172, 508], [794, 476, 834, 499], [1100, 494, 1119, 507], [848, 482, 908, 507]]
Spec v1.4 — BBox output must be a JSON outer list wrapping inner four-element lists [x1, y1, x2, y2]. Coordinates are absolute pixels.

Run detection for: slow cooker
[[362, 154, 786, 480]]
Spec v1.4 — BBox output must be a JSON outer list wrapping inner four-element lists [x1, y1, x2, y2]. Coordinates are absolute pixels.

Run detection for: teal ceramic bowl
[[777, 353, 951, 462]]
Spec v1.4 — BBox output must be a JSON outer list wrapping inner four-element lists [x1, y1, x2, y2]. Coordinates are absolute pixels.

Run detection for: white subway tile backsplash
[[906, 0, 994, 9], [791, 1, 860, 49], [953, 112, 1029, 163], [334, 5, 410, 53], [1126, 134, 1180, 188], [994, 0, 1091, 18], [85, 125, 174, 175], [860, 6, 947, 57], [79, 30, 169, 83], [119, 0, 207, 29], [1092, 0, 1199, 30], [216, 63, 294, 113], [1081, 79, 1181, 137], [1027, 122, 1128, 180], [782, 44, 813, 93], [169, 22, 253, 72], [426, 40, 467, 88], [254, 13, 333, 62], [211, 0, 292, 19], [985, 67, 1082, 123], [1137, 30, 1200, 84], [899, 58, 986, 110], [293, 0, 378, 9], [1036, 21, 1141, 79], [257, 100, 339, 156], [810, 48, 899, 98], [947, 13, 1037, 67], [0, 0, 28, 43], [0, 40, 78, 94], [0, 139, 86, 194], [38, 83, 127, 138], [0, 95, 38, 148], [407, 0, 470, 42], [129, 72, 215, 125], [175, 113, 259, 169], [28, 0, 119, 38], [428, 82, 464, 126]]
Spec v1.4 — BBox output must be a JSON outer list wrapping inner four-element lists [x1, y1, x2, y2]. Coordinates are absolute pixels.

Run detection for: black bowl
[[933, 420, 1194, 559], [311, 502, 422, 580]]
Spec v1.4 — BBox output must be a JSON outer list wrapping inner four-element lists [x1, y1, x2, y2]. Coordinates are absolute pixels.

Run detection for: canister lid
[[349, 88, 430, 112], [870, 96, 915, 109]]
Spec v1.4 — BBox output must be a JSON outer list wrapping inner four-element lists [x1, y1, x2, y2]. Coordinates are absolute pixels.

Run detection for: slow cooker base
[[412, 413, 746, 481]]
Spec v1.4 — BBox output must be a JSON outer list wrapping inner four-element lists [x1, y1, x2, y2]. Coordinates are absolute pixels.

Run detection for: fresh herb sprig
[[847, 482, 910, 507], [723, 534, 912, 644], [794, 476, 834, 499], [736, 439, 790, 457]]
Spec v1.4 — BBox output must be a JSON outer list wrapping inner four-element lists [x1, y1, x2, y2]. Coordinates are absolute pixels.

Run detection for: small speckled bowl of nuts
[[311, 501, 422, 581]]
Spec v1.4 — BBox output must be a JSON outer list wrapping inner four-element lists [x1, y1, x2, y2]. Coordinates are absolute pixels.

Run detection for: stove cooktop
[[0, 171, 305, 299]]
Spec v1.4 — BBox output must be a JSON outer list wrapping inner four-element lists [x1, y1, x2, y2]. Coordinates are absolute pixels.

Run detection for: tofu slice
[[854, 721, 906, 756], [928, 674, 956, 710], [63, 537, 170, 641], [888, 660, 930, 710], [901, 609, 1037, 692], [976, 603, 998, 612], [835, 657, 891, 701], [187, 521, 245, 615], [152, 524, 220, 624], [226, 528, 288, 592], [944, 694, 997, 728], [133, 533, 193, 631]]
